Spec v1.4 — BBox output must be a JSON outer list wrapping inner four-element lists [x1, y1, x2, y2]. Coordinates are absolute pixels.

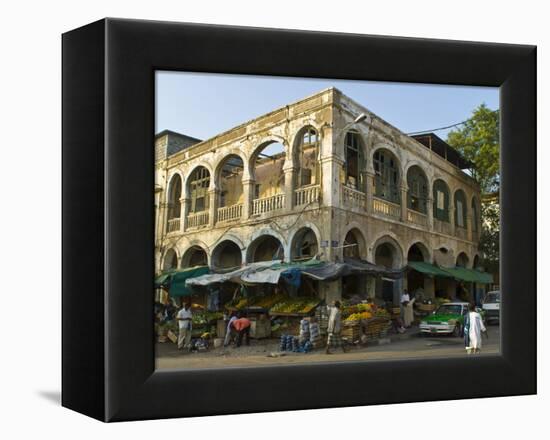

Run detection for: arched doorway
[[247, 235, 284, 263], [166, 174, 182, 233], [373, 149, 401, 203], [251, 141, 286, 215], [211, 240, 242, 270], [374, 239, 402, 305], [407, 242, 431, 300], [181, 245, 208, 268], [407, 166, 428, 214], [217, 155, 245, 222], [456, 252, 469, 268], [290, 227, 318, 261], [162, 248, 178, 271], [186, 166, 211, 228], [295, 127, 320, 188], [343, 131, 366, 191]]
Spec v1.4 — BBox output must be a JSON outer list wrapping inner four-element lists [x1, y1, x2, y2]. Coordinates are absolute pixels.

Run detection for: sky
[[155, 71, 499, 143]]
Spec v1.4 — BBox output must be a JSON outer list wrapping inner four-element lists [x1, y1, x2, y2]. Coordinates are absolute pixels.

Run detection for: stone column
[[181, 197, 191, 231], [179, 198, 186, 233], [449, 205, 456, 236], [242, 179, 255, 219], [318, 156, 342, 208], [207, 188, 218, 227], [283, 167, 296, 212], [319, 279, 342, 304], [366, 276, 376, 298], [366, 170, 375, 215], [400, 184, 408, 222], [466, 212, 473, 241], [427, 196, 434, 231]]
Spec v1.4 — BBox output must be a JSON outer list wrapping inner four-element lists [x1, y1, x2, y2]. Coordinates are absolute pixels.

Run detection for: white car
[[482, 291, 500, 324]]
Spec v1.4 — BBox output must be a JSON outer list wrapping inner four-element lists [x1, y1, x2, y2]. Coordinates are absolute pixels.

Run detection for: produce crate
[[341, 324, 361, 342], [362, 318, 391, 340], [250, 318, 271, 339]]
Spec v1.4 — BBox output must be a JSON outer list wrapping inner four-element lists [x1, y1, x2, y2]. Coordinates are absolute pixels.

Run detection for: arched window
[[407, 166, 428, 213], [163, 248, 178, 271], [344, 131, 365, 191], [167, 174, 182, 220], [296, 127, 320, 187], [433, 179, 450, 222], [373, 149, 400, 203], [188, 167, 210, 213], [454, 190, 467, 229]]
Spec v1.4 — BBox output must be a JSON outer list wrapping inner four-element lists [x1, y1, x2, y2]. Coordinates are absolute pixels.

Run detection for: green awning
[[155, 266, 210, 297], [441, 267, 493, 284], [408, 261, 452, 278]]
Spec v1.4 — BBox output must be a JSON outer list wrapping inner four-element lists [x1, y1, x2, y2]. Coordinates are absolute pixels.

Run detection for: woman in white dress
[[466, 303, 486, 354]]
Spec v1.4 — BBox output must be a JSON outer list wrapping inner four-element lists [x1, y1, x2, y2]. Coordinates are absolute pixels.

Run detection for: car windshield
[[436, 305, 462, 315], [485, 293, 500, 303]]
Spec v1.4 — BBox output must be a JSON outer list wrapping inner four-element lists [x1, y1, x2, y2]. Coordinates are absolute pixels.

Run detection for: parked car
[[482, 290, 500, 324], [419, 302, 470, 337]]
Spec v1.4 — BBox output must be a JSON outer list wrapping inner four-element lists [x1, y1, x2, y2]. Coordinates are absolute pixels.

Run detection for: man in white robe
[[466, 304, 486, 354]]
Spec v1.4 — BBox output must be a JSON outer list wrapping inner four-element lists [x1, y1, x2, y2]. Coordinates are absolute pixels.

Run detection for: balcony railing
[[167, 218, 180, 233], [252, 194, 285, 216], [295, 185, 320, 207], [187, 211, 209, 229], [433, 218, 453, 235], [217, 203, 243, 223], [373, 197, 401, 219], [341, 185, 366, 210], [407, 209, 427, 227], [455, 226, 468, 240]]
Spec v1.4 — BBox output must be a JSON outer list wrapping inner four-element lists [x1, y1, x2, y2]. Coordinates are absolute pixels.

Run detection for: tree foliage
[[447, 104, 499, 194], [446, 104, 500, 273]]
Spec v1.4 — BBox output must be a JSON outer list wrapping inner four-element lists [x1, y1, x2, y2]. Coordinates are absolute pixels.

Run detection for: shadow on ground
[[37, 390, 61, 405]]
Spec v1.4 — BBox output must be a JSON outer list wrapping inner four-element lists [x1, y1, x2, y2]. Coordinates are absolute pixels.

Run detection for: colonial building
[[154, 88, 483, 305]]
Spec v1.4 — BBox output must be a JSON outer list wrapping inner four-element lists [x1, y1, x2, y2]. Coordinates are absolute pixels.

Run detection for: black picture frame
[[62, 18, 536, 422]]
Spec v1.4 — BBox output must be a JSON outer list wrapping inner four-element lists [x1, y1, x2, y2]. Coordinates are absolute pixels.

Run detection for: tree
[[447, 104, 499, 194], [447, 104, 500, 274]]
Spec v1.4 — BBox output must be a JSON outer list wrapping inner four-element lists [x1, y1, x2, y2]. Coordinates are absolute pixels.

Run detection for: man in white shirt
[[176, 302, 193, 351]]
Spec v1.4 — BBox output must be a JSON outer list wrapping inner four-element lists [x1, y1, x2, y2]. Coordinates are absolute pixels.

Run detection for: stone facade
[[154, 88, 482, 304]]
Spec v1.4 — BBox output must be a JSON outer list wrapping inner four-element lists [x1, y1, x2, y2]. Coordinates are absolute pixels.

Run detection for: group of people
[[173, 291, 487, 356]]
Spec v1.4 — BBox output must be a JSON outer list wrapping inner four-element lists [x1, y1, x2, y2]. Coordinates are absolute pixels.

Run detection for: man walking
[[326, 301, 346, 354], [176, 301, 193, 352]]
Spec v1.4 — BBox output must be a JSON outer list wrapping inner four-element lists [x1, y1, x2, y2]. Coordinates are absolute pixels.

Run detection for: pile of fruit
[[269, 297, 320, 314], [342, 303, 374, 318], [225, 297, 249, 310], [192, 311, 223, 326], [249, 293, 286, 309], [344, 311, 373, 323]]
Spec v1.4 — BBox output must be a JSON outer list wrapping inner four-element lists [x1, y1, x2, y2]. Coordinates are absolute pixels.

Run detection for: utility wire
[[406, 119, 470, 136]]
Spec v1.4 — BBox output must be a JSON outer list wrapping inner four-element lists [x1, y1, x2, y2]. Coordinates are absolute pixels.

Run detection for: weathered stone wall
[[154, 87, 482, 299]]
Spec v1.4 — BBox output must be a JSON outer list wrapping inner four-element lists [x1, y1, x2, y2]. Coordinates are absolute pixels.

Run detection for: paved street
[[156, 323, 500, 370]]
